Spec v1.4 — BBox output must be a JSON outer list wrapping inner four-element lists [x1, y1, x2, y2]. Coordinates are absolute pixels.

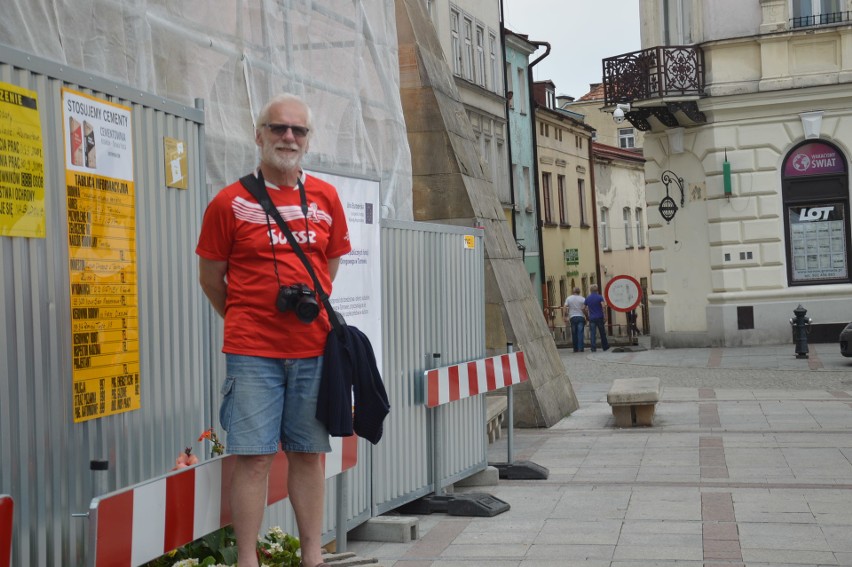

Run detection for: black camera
[[276, 284, 320, 323]]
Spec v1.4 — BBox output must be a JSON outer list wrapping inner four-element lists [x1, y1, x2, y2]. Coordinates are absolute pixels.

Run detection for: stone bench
[[607, 377, 661, 427], [486, 395, 508, 443]]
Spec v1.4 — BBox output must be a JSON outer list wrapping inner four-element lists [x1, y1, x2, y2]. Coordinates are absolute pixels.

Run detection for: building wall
[[505, 32, 542, 303], [641, 19, 852, 346], [594, 147, 651, 334], [568, 96, 646, 152], [535, 108, 596, 316], [430, 0, 510, 207]]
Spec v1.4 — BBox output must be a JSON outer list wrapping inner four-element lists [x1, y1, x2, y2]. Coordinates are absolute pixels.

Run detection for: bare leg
[[231, 454, 275, 567], [286, 452, 325, 567]]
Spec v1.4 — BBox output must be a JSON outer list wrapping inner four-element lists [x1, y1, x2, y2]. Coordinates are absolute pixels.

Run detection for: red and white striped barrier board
[[424, 351, 528, 408], [0, 495, 12, 567], [89, 436, 357, 566]]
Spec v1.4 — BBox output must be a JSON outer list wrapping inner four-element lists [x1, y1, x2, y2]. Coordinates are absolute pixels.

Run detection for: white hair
[[256, 93, 313, 132]]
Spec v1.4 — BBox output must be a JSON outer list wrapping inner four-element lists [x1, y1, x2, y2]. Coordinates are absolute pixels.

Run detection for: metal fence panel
[[1, 43, 490, 564], [0, 47, 207, 567], [372, 220, 486, 514]]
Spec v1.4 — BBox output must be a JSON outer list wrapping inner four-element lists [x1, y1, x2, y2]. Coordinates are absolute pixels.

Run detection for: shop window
[[781, 140, 850, 285]]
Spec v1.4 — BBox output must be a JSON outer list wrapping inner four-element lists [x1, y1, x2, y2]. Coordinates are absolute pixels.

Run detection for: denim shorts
[[220, 354, 331, 454]]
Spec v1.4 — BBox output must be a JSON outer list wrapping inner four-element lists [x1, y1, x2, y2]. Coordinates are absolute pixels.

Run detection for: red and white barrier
[[0, 495, 12, 567], [89, 436, 357, 566], [424, 351, 528, 408]]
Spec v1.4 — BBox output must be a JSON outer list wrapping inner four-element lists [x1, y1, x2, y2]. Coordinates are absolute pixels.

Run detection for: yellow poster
[[163, 136, 188, 189], [0, 82, 45, 237], [62, 88, 139, 422]]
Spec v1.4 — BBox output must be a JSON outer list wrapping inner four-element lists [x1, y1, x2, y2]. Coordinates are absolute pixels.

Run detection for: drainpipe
[[527, 40, 551, 306], [499, 3, 517, 241]]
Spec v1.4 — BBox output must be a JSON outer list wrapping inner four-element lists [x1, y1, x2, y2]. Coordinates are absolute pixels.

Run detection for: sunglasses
[[261, 123, 310, 138]]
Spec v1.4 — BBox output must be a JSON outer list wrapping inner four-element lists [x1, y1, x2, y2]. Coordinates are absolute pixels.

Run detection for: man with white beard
[[196, 93, 351, 567]]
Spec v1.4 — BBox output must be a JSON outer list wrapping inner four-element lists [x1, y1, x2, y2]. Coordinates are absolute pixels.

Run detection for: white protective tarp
[[1, 0, 412, 219]]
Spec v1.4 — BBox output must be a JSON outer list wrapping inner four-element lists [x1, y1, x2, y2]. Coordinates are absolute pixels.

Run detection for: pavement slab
[[345, 340, 852, 566]]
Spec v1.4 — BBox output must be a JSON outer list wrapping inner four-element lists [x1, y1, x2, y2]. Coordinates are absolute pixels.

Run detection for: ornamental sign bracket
[[659, 169, 685, 224]]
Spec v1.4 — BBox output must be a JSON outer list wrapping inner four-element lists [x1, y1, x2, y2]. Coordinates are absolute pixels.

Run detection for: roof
[[593, 142, 645, 164], [576, 82, 604, 102]]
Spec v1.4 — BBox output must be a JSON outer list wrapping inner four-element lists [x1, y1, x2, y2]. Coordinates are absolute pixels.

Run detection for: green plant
[[256, 526, 301, 567], [199, 427, 225, 458], [142, 525, 300, 567]]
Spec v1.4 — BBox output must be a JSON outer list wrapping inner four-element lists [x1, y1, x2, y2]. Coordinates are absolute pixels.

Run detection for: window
[[542, 173, 553, 224], [475, 25, 487, 86], [424, 0, 434, 21], [463, 17, 474, 80], [505, 62, 514, 108], [618, 127, 636, 149], [623, 207, 633, 247], [546, 87, 556, 109], [539, 122, 549, 137], [450, 9, 462, 75], [663, 0, 694, 44], [575, 135, 583, 149], [600, 207, 611, 249], [578, 179, 588, 226], [517, 68, 526, 113], [636, 208, 645, 247], [792, 0, 843, 26], [557, 175, 567, 225], [489, 33, 500, 93], [556, 128, 563, 142], [546, 277, 556, 310]]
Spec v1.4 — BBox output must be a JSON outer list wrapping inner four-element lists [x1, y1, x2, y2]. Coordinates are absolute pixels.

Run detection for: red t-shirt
[[196, 173, 351, 358]]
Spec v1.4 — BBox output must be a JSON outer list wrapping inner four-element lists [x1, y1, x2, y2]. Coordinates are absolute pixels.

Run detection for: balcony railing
[[791, 10, 851, 28], [603, 46, 705, 106]]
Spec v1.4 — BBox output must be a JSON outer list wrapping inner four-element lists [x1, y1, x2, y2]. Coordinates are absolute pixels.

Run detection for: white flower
[[267, 525, 286, 539], [172, 560, 199, 567]]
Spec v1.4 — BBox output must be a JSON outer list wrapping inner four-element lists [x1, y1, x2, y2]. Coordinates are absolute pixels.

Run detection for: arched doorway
[[781, 140, 850, 286]]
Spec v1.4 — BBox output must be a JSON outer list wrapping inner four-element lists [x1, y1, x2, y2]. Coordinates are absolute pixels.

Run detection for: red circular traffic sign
[[604, 275, 642, 313]]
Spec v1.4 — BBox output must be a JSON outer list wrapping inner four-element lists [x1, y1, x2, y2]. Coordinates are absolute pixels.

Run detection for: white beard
[[262, 143, 303, 172]]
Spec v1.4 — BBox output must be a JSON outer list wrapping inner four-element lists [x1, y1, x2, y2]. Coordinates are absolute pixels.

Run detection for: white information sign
[[309, 171, 382, 372]]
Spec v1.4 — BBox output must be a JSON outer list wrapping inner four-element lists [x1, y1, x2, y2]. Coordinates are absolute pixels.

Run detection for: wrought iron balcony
[[791, 10, 851, 28], [602, 45, 706, 131]]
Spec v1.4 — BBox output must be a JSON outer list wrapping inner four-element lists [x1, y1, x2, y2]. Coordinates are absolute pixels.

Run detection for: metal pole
[[427, 353, 443, 496], [506, 343, 515, 464], [334, 471, 348, 552]]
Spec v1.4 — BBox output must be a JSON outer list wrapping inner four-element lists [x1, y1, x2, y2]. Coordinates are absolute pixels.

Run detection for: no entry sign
[[604, 275, 642, 313]]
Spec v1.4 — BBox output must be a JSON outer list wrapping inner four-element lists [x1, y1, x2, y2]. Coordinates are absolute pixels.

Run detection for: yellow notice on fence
[[163, 136, 188, 189], [464, 235, 475, 249], [62, 87, 140, 423], [0, 82, 45, 237]]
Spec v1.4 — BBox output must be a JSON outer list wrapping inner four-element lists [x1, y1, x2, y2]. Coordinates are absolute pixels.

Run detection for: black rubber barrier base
[[490, 460, 549, 480], [398, 493, 510, 517]]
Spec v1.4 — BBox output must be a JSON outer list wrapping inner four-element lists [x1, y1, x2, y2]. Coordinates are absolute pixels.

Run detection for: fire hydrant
[[790, 304, 812, 359]]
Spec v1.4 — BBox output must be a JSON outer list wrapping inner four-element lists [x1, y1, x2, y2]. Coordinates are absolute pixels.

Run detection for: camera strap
[[240, 172, 344, 335]]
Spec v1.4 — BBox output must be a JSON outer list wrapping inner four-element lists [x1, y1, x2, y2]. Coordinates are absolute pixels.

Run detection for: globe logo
[[792, 153, 811, 172]]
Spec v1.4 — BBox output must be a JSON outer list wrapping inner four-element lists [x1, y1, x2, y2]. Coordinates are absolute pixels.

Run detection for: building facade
[[428, 0, 510, 212], [563, 83, 646, 152], [533, 80, 597, 332], [593, 143, 651, 335], [603, 0, 852, 347], [505, 29, 543, 303]]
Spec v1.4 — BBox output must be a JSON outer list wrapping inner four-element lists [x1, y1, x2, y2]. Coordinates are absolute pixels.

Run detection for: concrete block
[[455, 466, 500, 487], [607, 377, 661, 428], [607, 377, 661, 405], [348, 515, 419, 544]]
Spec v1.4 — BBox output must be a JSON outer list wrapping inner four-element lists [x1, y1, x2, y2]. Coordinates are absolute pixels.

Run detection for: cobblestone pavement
[[348, 340, 852, 567]]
